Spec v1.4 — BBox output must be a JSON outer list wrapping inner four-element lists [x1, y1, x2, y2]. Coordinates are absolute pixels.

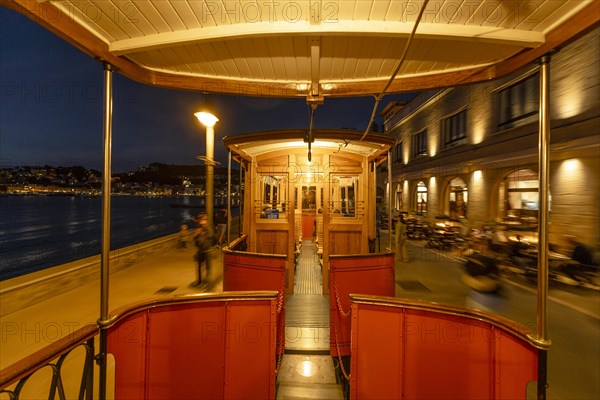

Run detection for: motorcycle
[[462, 250, 502, 293]]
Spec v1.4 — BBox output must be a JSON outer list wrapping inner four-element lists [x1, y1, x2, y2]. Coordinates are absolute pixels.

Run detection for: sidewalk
[[0, 244, 223, 370]]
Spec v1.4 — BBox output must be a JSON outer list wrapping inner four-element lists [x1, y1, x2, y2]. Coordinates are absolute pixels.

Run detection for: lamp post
[[194, 111, 219, 225], [194, 111, 219, 286]]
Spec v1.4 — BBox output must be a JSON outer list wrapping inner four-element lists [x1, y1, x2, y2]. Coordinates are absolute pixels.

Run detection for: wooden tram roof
[[3, 1, 598, 102], [223, 129, 395, 161]]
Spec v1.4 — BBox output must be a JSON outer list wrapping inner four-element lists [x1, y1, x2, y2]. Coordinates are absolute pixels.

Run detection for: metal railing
[[0, 325, 98, 400]]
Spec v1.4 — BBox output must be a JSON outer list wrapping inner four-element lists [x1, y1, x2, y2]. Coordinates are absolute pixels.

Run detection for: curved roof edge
[[3, 0, 599, 98]]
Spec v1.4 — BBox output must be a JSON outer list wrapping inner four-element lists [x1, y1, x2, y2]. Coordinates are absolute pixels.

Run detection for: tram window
[[302, 186, 316, 210], [330, 176, 358, 217], [261, 175, 287, 210]]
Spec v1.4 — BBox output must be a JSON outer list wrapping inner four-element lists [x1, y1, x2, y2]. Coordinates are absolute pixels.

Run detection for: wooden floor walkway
[[277, 240, 343, 399]]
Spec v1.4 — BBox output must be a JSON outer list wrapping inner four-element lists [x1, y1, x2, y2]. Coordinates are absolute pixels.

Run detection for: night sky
[[1, 7, 412, 172]]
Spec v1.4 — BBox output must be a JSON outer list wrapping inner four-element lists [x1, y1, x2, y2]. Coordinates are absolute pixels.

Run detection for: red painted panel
[[223, 253, 285, 292], [223, 252, 286, 360], [107, 313, 148, 400], [350, 303, 539, 400], [145, 303, 226, 400], [224, 301, 276, 400], [107, 298, 277, 400], [302, 213, 315, 238], [351, 304, 403, 400], [330, 254, 395, 356], [496, 331, 538, 399], [404, 311, 493, 399]]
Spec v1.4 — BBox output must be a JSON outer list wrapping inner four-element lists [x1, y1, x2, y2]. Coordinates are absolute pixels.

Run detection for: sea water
[[0, 195, 204, 280]]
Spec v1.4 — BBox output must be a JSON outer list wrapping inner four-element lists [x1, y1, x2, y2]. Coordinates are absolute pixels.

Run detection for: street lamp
[[194, 111, 219, 226], [194, 110, 219, 289]]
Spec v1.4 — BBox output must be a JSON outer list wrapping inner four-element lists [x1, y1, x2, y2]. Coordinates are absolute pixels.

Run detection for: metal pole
[[536, 53, 552, 399], [373, 161, 377, 251], [388, 151, 393, 251], [98, 62, 113, 400], [227, 150, 232, 246], [206, 125, 215, 280], [206, 125, 215, 226], [239, 161, 243, 237]]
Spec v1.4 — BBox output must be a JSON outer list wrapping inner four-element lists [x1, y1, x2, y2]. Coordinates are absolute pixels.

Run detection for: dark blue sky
[[0, 7, 412, 172]]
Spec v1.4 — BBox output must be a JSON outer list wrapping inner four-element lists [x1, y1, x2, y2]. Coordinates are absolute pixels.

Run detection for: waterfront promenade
[[1, 241, 219, 370]]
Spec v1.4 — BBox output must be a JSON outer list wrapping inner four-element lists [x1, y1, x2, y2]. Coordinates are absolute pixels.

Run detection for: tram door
[[301, 185, 317, 239]]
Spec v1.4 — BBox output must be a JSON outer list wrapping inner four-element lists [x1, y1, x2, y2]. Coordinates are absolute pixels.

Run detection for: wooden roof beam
[[109, 21, 544, 56]]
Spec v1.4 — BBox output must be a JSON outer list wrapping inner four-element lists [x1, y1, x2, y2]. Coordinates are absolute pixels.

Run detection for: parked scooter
[[462, 250, 502, 293]]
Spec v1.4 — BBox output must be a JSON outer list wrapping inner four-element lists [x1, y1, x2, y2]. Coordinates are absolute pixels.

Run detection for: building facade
[[382, 26, 600, 250]]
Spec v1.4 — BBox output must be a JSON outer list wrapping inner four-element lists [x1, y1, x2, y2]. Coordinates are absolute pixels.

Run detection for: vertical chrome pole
[[227, 150, 232, 246], [239, 161, 243, 237], [388, 151, 393, 251], [98, 62, 113, 400], [206, 126, 215, 226], [536, 53, 552, 399], [205, 125, 215, 283], [373, 161, 377, 250]]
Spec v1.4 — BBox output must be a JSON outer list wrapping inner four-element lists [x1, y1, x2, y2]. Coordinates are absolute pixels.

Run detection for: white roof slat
[[157, 46, 191, 73], [211, 41, 242, 78], [130, 0, 170, 33], [195, 42, 229, 77], [190, 43, 218, 76], [89, 0, 144, 39], [479, 0, 523, 28], [327, 37, 350, 80], [382, 0, 402, 21], [441, 0, 481, 25], [319, 37, 334, 81], [353, 0, 372, 20], [466, 0, 498, 26], [170, 45, 203, 74], [367, 37, 391, 78], [354, 37, 376, 79], [253, 38, 276, 81], [265, 37, 288, 80], [187, 0, 223, 27], [280, 35, 300, 80], [150, 1, 187, 32], [336, 0, 356, 21], [170, 0, 201, 29], [56, 1, 116, 42], [530, 1, 592, 33], [223, 39, 253, 79], [294, 36, 311, 81], [369, 0, 392, 21], [120, 1, 159, 35]]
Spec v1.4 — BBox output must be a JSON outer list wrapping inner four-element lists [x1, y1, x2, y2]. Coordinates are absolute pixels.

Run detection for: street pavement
[[395, 239, 600, 400]]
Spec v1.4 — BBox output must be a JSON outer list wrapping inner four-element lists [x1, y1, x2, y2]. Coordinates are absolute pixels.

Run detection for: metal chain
[[276, 271, 285, 315], [275, 310, 285, 375], [275, 270, 286, 375], [332, 319, 351, 381], [333, 274, 351, 318], [331, 271, 351, 381]]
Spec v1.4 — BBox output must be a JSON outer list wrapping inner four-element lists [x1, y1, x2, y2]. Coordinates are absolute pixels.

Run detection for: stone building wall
[[383, 26, 599, 250]]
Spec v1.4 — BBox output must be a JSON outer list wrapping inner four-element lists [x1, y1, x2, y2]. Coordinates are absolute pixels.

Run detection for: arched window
[[415, 181, 427, 215], [448, 177, 467, 219]]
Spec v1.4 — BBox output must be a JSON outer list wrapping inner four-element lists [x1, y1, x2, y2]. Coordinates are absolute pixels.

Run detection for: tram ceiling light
[[194, 111, 219, 127]]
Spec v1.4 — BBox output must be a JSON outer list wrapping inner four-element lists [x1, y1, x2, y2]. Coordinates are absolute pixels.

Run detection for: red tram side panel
[[329, 253, 396, 356], [107, 298, 277, 400], [351, 302, 538, 399]]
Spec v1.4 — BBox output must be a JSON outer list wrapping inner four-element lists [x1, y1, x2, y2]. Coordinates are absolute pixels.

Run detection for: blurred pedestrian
[[395, 214, 409, 262], [191, 213, 216, 287], [215, 206, 227, 246], [177, 224, 189, 249]]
